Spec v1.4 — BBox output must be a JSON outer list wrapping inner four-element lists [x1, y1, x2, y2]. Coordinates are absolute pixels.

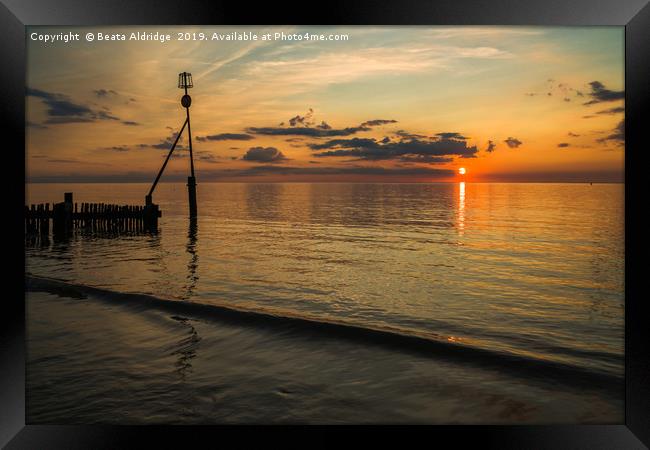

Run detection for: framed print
[[1, 0, 649, 447]]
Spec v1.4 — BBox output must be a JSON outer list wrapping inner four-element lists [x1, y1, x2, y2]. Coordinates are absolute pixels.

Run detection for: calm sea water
[[25, 182, 625, 423]]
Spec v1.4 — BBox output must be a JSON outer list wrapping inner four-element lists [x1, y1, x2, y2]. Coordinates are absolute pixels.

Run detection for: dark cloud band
[[27, 87, 130, 126], [309, 135, 478, 161], [196, 133, 254, 141]]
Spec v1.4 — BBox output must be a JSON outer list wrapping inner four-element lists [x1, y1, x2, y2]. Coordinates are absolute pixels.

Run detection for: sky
[[26, 26, 624, 183]]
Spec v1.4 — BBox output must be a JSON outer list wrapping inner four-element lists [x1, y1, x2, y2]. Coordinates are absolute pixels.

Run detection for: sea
[[25, 182, 625, 424]]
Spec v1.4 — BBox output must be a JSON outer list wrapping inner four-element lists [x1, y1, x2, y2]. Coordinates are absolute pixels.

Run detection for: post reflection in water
[[185, 217, 199, 299], [458, 181, 466, 236]]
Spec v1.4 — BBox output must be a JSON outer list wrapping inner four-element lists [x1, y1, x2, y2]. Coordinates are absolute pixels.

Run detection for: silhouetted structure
[[26, 74, 199, 236], [147, 72, 197, 218], [25, 192, 161, 236]]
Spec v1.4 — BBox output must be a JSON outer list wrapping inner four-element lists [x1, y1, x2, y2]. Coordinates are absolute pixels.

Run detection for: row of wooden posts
[[25, 193, 161, 236]]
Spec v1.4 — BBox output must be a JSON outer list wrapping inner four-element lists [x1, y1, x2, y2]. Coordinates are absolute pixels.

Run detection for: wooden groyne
[[25, 192, 161, 235]]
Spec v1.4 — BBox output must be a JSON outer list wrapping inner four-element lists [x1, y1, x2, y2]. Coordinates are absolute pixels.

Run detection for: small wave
[[26, 275, 623, 392]]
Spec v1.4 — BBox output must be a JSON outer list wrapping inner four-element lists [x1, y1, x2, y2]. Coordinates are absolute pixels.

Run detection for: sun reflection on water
[[458, 181, 465, 236]]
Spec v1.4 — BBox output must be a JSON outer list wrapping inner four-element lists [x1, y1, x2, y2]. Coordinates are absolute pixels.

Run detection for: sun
[[458, 167, 466, 175]]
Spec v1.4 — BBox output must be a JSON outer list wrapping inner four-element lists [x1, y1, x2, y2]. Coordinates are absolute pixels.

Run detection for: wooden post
[[64, 193, 73, 232], [30, 205, 36, 234], [144, 203, 159, 232], [53, 202, 65, 236], [188, 176, 197, 218], [39, 204, 46, 235], [43, 203, 50, 235]]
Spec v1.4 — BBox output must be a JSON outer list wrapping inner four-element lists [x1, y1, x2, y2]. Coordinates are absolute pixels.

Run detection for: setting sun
[[458, 167, 466, 175]]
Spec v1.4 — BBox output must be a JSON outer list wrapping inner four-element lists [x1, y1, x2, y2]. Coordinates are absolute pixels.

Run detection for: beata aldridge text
[[95, 32, 173, 42]]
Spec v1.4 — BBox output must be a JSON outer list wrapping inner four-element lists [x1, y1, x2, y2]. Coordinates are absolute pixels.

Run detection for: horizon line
[[25, 180, 624, 184]]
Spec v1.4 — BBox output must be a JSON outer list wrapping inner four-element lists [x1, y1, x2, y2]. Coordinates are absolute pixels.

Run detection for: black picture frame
[[2, 1, 649, 447]]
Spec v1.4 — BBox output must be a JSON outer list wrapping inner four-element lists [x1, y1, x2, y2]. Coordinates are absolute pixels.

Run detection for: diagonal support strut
[[147, 117, 188, 200]]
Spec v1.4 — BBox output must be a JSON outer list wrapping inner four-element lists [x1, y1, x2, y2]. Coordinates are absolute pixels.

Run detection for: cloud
[[248, 114, 397, 138], [95, 111, 120, 121], [527, 80, 585, 100], [486, 140, 496, 152], [249, 124, 367, 137], [97, 142, 176, 153], [309, 135, 478, 161], [121, 121, 140, 126], [288, 108, 315, 127], [568, 132, 580, 137], [584, 81, 624, 105], [137, 129, 187, 150], [242, 146, 288, 163], [43, 117, 96, 124], [278, 109, 336, 131], [196, 152, 221, 163], [27, 87, 126, 125], [360, 119, 398, 127], [504, 137, 523, 148], [241, 43, 513, 96], [394, 130, 428, 140], [398, 155, 454, 164], [597, 119, 624, 145], [596, 106, 625, 115], [27, 121, 48, 129], [249, 125, 371, 137], [93, 89, 118, 97], [28, 87, 92, 116], [168, 150, 222, 164], [46, 158, 79, 163], [435, 132, 468, 140], [557, 143, 570, 148], [196, 133, 254, 141]]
